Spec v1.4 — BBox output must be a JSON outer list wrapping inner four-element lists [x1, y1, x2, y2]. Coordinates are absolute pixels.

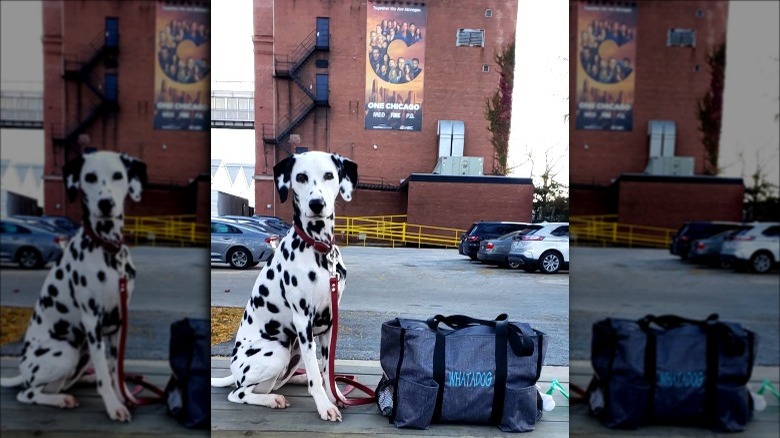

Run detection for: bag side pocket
[[714, 384, 750, 432], [604, 377, 650, 429], [394, 377, 439, 429], [498, 385, 539, 432]]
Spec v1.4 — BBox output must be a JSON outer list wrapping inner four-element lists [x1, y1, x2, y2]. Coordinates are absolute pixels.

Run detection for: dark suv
[[669, 221, 743, 259], [459, 221, 530, 260]]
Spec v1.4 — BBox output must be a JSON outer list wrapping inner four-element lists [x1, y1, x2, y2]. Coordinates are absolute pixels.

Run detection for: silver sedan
[[210, 218, 279, 269]]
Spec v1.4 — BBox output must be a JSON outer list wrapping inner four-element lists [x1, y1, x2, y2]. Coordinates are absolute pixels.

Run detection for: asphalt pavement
[[1, 246, 209, 360], [569, 246, 780, 365], [211, 246, 570, 365]]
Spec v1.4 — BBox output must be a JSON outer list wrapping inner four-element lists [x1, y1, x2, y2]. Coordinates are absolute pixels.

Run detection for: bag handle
[[426, 314, 535, 357], [638, 313, 719, 330]]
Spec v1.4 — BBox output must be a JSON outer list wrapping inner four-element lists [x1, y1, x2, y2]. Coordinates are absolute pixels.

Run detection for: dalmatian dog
[[211, 151, 358, 422], [1, 151, 147, 422]]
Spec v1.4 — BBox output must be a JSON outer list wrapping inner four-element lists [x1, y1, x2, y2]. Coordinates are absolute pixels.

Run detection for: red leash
[[117, 276, 166, 406], [293, 226, 375, 406]]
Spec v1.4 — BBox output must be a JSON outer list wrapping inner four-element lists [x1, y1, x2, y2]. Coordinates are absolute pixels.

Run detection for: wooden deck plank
[[1, 357, 208, 437], [210, 357, 569, 436], [567, 360, 780, 436]]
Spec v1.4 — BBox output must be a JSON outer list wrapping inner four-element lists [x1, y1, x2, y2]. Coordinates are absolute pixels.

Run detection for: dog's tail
[[0, 374, 25, 387], [211, 375, 235, 387]]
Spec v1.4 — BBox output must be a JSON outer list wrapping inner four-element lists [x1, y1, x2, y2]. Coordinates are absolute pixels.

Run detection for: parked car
[[669, 221, 743, 259], [211, 218, 279, 269], [720, 222, 780, 273], [459, 221, 531, 260], [12, 214, 79, 237], [221, 215, 292, 235], [507, 222, 570, 274], [688, 227, 748, 267], [0, 218, 69, 268], [477, 225, 543, 268]]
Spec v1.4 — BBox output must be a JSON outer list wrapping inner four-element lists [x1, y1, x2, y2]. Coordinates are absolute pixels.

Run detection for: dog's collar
[[294, 225, 334, 253], [83, 225, 123, 254]]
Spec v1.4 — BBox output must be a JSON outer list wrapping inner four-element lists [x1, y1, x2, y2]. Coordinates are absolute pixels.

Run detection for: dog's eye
[[112, 172, 123, 181], [324, 172, 334, 180], [85, 173, 97, 184], [296, 173, 308, 183]]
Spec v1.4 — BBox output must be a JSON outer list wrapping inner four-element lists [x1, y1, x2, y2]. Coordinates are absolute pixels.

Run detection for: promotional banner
[[575, 2, 637, 131], [364, 1, 426, 131], [153, 1, 210, 131]]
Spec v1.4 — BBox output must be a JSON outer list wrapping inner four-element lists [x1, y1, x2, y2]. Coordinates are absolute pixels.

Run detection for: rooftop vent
[[456, 29, 485, 47]]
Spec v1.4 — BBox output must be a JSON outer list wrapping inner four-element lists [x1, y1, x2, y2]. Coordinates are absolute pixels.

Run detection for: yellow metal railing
[[570, 215, 676, 248], [124, 215, 209, 246], [335, 215, 465, 248]]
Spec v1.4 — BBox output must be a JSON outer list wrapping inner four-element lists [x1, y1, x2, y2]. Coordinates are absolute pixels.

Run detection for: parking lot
[[211, 246, 570, 365], [570, 246, 780, 365]]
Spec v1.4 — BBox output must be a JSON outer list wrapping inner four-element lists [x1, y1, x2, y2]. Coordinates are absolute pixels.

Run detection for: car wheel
[[227, 247, 251, 269], [539, 251, 562, 274], [750, 251, 774, 274], [506, 260, 522, 269], [17, 247, 43, 269]]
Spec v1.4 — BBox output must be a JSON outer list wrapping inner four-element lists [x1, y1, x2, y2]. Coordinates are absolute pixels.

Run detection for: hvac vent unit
[[456, 29, 485, 47], [433, 157, 484, 176], [647, 120, 676, 157], [667, 29, 696, 47], [437, 120, 464, 157]]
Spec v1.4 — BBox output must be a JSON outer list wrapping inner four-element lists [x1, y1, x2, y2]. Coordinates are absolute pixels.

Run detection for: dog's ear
[[120, 154, 148, 202], [63, 155, 85, 202], [273, 155, 296, 203], [331, 154, 358, 202]]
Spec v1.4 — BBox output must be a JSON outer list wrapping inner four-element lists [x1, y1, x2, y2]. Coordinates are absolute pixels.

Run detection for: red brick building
[[568, 0, 743, 228], [254, 0, 533, 230], [41, 1, 210, 223]]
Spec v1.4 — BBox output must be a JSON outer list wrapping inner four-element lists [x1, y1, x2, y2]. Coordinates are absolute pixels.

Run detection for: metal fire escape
[[262, 19, 330, 155], [53, 19, 119, 148]]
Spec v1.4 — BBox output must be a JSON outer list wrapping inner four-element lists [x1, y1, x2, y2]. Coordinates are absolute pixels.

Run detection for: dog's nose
[[309, 198, 325, 215], [98, 199, 115, 216]]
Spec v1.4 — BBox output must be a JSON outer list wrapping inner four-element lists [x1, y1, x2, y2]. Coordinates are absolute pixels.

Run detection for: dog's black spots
[[247, 314, 253, 325], [279, 280, 286, 297], [291, 275, 298, 287], [47, 284, 58, 297], [291, 239, 299, 251], [242, 310, 248, 321], [110, 345, 118, 357], [231, 356, 237, 363], [252, 295, 265, 308], [245, 348, 261, 357], [27, 392, 34, 400], [88, 298, 99, 316], [33, 347, 50, 357], [292, 304, 298, 313], [80, 275, 87, 287], [126, 264, 136, 279], [71, 271, 79, 285], [336, 263, 347, 279], [264, 351, 273, 357], [79, 251, 84, 262], [267, 302, 280, 313], [290, 251, 295, 262], [231, 345, 238, 355], [282, 248, 290, 260], [238, 391, 245, 399], [282, 327, 296, 343], [306, 220, 325, 235], [266, 258, 273, 267], [302, 305, 309, 317], [70, 245, 78, 259], [101, 307, 121, 334], [98, 380, 103, 388], [87, 332, 96, 344], [55, 301, 69, 314], [97, 271, 106, 282], [298, 331, 306, 344], [258, 285, 270, 297], [65, 263, 71, 272], [266, 269, 274, 280], [35, 314, 43, 324], [314, 308, 332, 328], [40, 296, 54, 308], [53, 351, 62, 357], [321, 345, 329, 360], [299, 299, 308, 311], [306, 320, 313, 343], [96, 219, 114, 235], [276, 263, 282, 272], [309, 380, 313, 387], [309, 271, 317, 282], [69, 325, 86, 348], [265, 320, 281, 336], [243, 364, 250, 374], [283, 271, 290, 285], [55, 269, 64, 280]]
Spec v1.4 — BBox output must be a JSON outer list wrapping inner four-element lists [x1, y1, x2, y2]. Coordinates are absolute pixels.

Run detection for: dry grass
[[0, 307, 33, 345], [211, 306, 243, 346]]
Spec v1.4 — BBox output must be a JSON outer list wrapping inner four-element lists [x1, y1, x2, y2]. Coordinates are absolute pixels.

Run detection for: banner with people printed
[[365, 1, 426, 131], [153, 1, 210, 131], [575, 2, 636, 131]]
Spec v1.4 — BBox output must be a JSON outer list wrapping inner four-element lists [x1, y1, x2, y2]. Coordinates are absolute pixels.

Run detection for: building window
[[485, 9, 493, 18], [667, 28, 696, 47], [482, 64, 490, 72], [693, 64, 701, 73], [695, 8, 704, 17], [456, 29, 485, 47]]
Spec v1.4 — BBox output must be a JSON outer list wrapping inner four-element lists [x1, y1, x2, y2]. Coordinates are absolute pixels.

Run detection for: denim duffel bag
[[376, 314, 548, 432], [587, 313, 757, 431]]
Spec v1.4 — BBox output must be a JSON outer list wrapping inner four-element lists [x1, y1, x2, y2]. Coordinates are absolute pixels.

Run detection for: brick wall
[[42, 1, 209, 223], [617, 175, 744, 229], [256, 0, 519, 215], [569, 1, 729, 191]]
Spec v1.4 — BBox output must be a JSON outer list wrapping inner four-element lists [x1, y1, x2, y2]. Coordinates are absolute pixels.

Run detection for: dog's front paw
[[107, 402, 132, 422], [59, 394, 79, 409], [318, 402, 342, 422], [269, 394, 290, 409]]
